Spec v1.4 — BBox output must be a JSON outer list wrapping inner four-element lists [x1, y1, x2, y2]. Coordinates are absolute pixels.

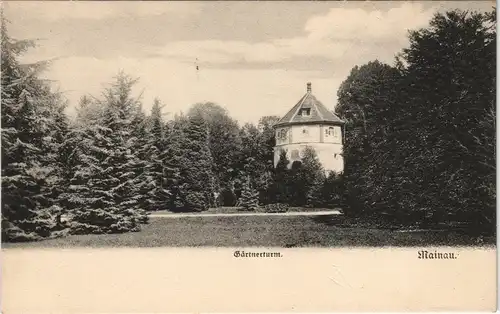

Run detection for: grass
[[3, 214, 494, 248], [152, 206, 336, 215]]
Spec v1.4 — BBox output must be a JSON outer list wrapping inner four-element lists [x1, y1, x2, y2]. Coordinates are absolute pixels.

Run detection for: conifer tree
[[321, 171, 344, 209], [1, 14, 67, 241], [64, 124, 139, 234], [127, 103, 151, 221], [162, 115, 185, 210], [271, 150, 291, 204], [239, 177, 259, 211], [188, 102, 242, 193], [75, 95, 103, 126], [306, 175, 326, 208], [165, 114, 216, 211], [64, 73, 146, 233], [300, 147, 324, 187], [288, 146, 324, 206], [101, 72, 148, 224], [143, 98, 171, 211]]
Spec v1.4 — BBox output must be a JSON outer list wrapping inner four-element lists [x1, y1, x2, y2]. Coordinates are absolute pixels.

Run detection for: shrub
[[220, 186, 237, 206], [263, 203, 289, 213], [239, 179, 259, 211], [185, 192, 210, 211]]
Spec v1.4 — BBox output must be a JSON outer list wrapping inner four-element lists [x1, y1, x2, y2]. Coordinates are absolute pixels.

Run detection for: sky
[[4, 1, 494, 124]]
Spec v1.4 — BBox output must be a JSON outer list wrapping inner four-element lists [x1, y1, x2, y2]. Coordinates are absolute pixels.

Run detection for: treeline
[[2, 8, 495, 241], [337, 9, 496, 235], [1, 16, 340, 242]]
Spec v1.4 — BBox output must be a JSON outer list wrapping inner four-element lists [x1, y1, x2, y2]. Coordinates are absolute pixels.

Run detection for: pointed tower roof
[[274, 82, 344, 127]]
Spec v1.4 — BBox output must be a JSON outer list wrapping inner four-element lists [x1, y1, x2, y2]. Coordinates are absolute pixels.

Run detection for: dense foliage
[[238, 178, 260, 211], [337, 9, 496, 235], [2, 8, 494, 242], [1, 15, 69, 241]]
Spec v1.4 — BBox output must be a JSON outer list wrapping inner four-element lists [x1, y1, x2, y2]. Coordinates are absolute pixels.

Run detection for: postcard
[[1, 1, 496, 312]]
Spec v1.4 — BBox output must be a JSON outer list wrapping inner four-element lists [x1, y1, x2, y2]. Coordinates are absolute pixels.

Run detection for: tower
[[273, 82, 345, 173]]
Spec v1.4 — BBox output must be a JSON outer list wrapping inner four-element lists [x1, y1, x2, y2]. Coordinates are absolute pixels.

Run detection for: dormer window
[[299, 108, 311, 116]]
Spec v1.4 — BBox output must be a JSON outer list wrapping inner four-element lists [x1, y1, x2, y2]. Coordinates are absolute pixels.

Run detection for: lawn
[[3, 214, 494, 248], [152, 206, 337, 215]]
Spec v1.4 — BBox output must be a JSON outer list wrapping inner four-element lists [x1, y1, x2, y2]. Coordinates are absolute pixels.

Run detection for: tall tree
[[65, 73, 147, 233], [336, 60, 402, 217], [237, 122, 272, 204], [257, 116, 280, 203], [188, 102, 242, 193], [165, 114, 216, 211], [1, 15, 68, 241], [288, 146, 324, 206], [270, 150, 291, 204], [128, 102, 152, 218], [321, 171, 344, 209], [336, 9, 496, 235], [394, 9, 496, 230], [239, 177, 259, 211], [142, 98, 171, 211]]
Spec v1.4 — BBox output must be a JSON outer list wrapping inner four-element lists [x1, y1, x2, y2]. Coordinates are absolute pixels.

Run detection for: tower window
[[300, 108, 311, 116], [278, 129, 288, 140], [302, 128, 309, 135]]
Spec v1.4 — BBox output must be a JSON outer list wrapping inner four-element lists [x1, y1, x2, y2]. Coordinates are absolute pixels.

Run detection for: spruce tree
[[101, 73, 148, 225], [64, 73, 146, 234], [127, 103, 150, 222], [162, 116, 185, 210], [64, 124, 138, 234], [288, 146, 324, 207], [321, 171, 343, 209], [1, 15, 67, 241], [142, 98, 171, 211], [165, 114, 216, 211], [188, 103, 242, 194], [306, 175, 325, 208], [239, 177, 259, 211], [271, 150, 291, 204]]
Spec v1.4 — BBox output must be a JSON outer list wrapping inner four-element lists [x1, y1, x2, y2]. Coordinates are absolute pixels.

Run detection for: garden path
[[149, 210, 341, 218]]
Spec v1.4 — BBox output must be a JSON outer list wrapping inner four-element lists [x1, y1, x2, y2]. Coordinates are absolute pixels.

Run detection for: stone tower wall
[[274, 124, 344, 173]]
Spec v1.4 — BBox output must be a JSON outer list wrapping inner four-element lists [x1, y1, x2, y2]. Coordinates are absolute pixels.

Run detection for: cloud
[[5, 1, 202, 21], [156, 39, 351, 64], [153, 3, 434, 67], [305, 2, 434, 41], [45, 56, 340, 124], [9, 2, 445, 125]]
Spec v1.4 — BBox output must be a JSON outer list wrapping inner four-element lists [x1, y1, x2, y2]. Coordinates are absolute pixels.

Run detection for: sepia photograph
[[1, 0, 497, 312]]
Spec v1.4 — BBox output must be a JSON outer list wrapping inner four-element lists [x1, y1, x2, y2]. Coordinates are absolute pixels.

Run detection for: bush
[[220, 187, 237, 206], [239, 178, 259, 211], [185, 192, 210, 211], [263, 203, 289, 213]]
